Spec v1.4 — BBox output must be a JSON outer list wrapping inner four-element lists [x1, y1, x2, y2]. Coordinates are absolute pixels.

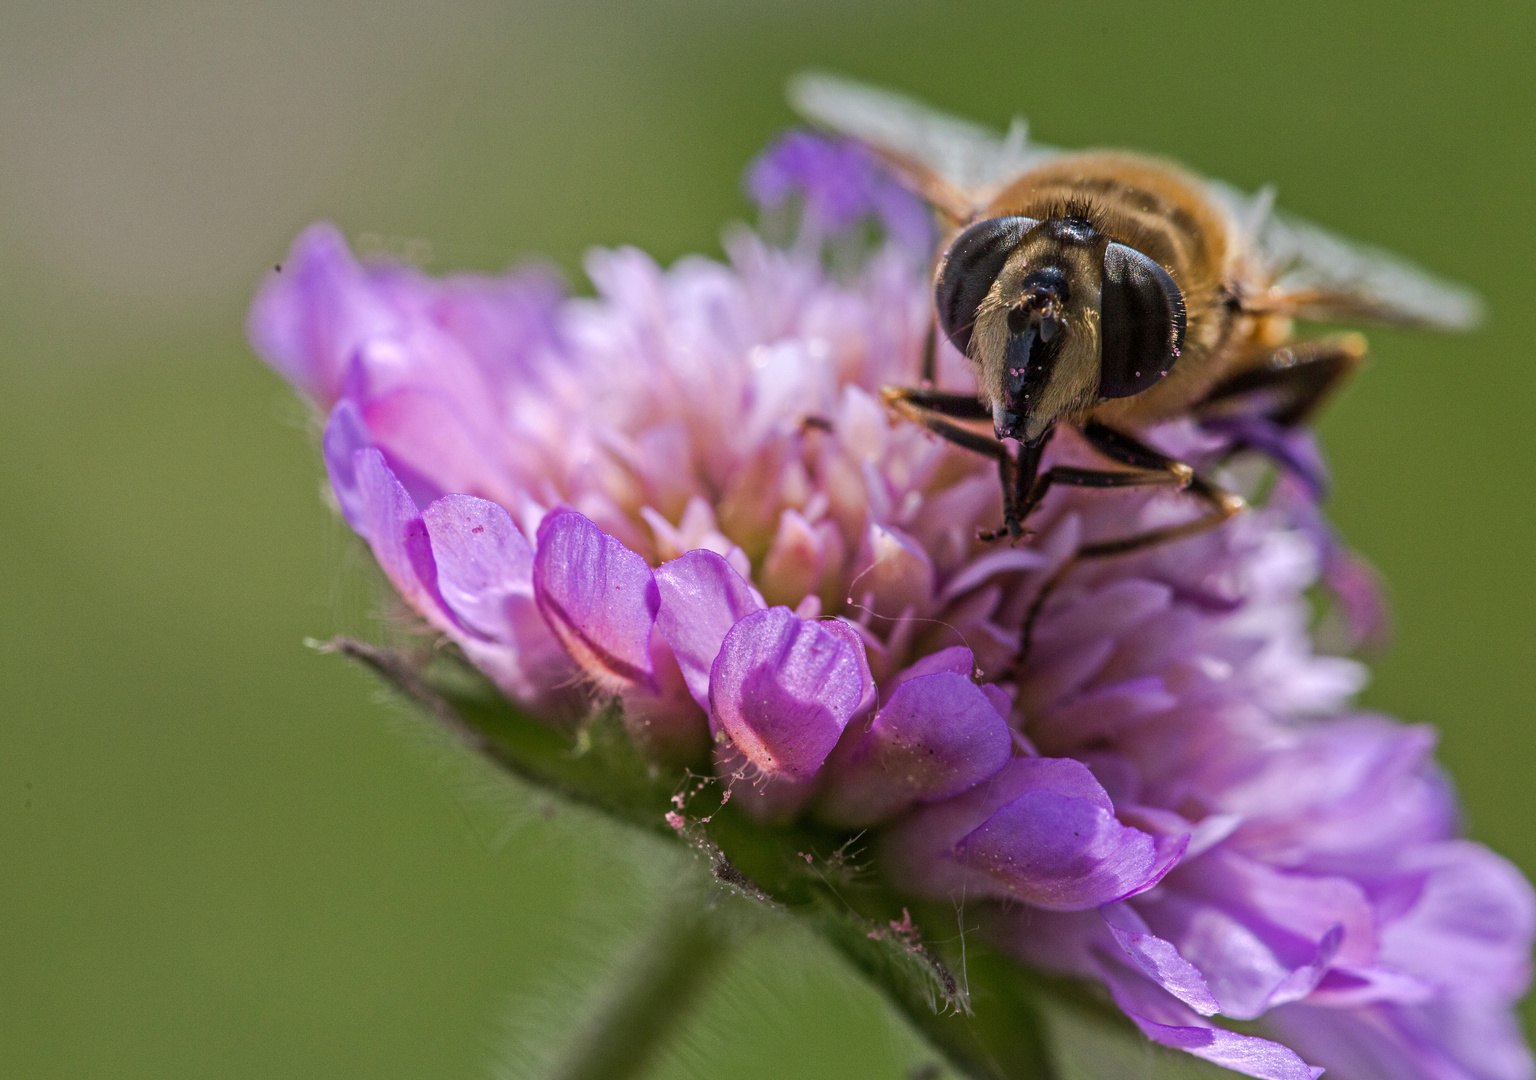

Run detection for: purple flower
[[250, 132, 1533, 1080], [747, 130, 934, 254]]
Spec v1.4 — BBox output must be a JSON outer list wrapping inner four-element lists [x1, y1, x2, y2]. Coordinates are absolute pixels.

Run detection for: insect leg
[[1009, 422, 1245, 679], [1070, 421, 1246, 558], [879, 386, 1023, 535], [1015, 422, 1198, 527], [919, 320, 937, 385], [983, 432, 1052, 542], [1196, 334, 1367, 427], [882, 385, 991, 421]]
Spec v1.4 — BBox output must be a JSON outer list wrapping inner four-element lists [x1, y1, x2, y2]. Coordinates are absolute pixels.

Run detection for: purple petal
[[708, 607, 869, 779], [1268, 998, 1535, 1080], [350, 448, 447, 628], [818, 671, 1012, 826], [1100, 962, 1324, 1080], [1138, 889, 1345, 1022], [422, 495, 534, 641], [745, 131, 932, 250], [982, 686, 1018, 730], [955, 759, 1188, 910], [533, 509, 660, 693], [1222, 717, 1455, 868], [322, 399, 373, 531], [1201, 415, 1331, 501], [1378, 840, 1536, 1000], [884, 758, 1186, 909], [1101, 903, 1222, 1017], [1120, 805, 1241, 860], [1129, 1014, 1324, 1080], [886, 645, 975, 692], [653, 550, 765, 713], [1303, 966, 1435, 1010], [1265, 924, 1343, 1009], [820, 618, 878, 717], [248, 222, 391, 406], [1165, 850, 1378, 974]]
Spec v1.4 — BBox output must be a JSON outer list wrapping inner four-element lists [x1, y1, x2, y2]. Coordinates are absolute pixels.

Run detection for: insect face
[[935, 215, 1187, 444], [792, 73, 1482, 551]]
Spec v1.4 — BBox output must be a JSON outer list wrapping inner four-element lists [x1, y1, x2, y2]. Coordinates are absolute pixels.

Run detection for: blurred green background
[[2, 1, 1532, 1077]]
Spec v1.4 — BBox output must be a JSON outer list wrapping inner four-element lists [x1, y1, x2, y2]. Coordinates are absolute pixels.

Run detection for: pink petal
[[849, 523, 935, 620], [956, 760, 1188, 911], [533, 509, 659, 693], [248, 222, 391, 406], [422, 494, 534, 641], [653, 550, 765, 714], [350, 448, 449, 630], [818, 671, 1012, 827], [709, 607, 868, 779]]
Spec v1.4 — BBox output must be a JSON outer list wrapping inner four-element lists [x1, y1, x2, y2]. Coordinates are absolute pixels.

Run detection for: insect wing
[[792, 73, 1484, 332], [787, 71, 1061, 219], [1207, 179, 1484, 331]]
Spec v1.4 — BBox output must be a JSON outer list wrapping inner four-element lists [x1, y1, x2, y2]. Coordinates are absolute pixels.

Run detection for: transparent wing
[[1203, 184, 1484, 332], [791, 72, 1483, 332], [787, 71, 1061, 217]]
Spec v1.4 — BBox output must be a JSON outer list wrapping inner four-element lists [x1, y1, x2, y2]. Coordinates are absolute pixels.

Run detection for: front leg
[[1194, 335, 1367, 498], [880, 386, 1026, 536], [1197, 334, 1367, 428], [1068, 421, 1246, 558], [1010, 421, 1246, 679], [1009, 419, 1243, 555], [879, 392, 1245, 549]]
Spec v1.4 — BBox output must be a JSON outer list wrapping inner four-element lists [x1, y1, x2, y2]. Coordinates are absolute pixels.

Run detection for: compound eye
[[934, 216, 1037, 355], [1099, 242, 1187, 399]]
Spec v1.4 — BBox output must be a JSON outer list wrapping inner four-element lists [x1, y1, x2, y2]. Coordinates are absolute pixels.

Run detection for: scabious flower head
[[250, 130, 1533, 1080]]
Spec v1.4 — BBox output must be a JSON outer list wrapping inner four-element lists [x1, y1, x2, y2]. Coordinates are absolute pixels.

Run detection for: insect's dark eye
[[1099, 242, 1186, 399], [934, 216, 1037, 355]]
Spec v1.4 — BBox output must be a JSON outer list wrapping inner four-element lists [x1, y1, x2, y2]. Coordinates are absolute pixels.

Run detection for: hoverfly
[[789, 74, 1482, 557]]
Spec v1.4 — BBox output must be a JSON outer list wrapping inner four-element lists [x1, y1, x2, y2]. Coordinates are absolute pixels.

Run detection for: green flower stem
[[547, 891, 732, 1080]]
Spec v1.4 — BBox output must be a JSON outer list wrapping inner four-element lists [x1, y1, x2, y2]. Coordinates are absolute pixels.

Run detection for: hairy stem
[[547, 891, 732, 1080]]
